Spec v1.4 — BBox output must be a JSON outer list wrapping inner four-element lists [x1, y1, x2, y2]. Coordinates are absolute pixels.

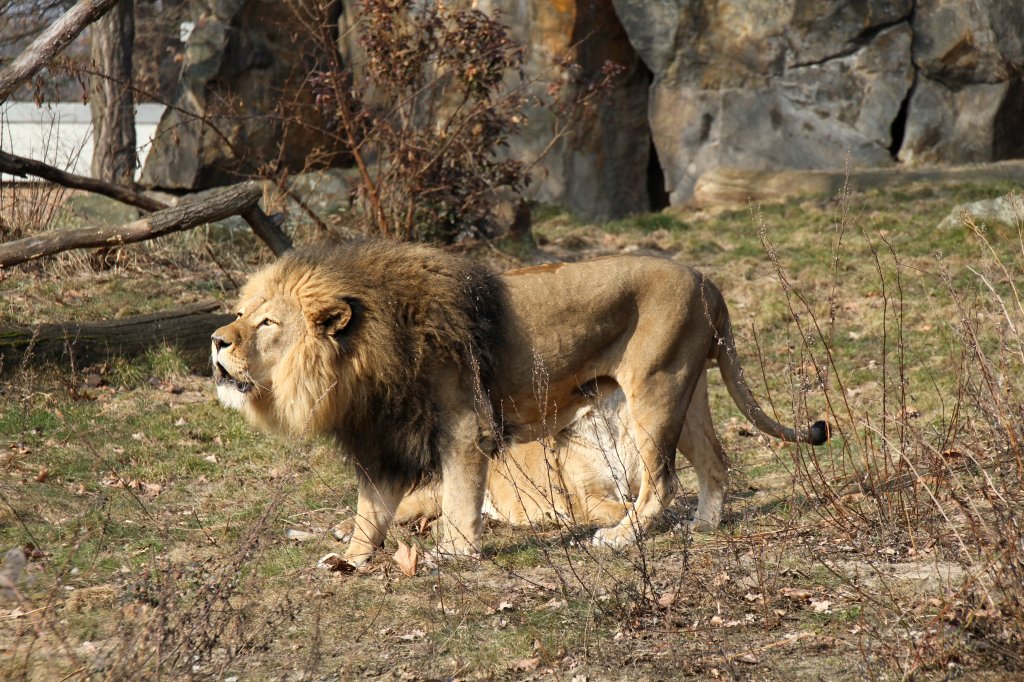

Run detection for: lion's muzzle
[[211, 329, 255, 404]]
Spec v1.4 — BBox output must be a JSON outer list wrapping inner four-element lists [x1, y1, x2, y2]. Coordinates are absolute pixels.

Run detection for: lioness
[[387, 375, 720, 531], [212, 240, 827, 566]]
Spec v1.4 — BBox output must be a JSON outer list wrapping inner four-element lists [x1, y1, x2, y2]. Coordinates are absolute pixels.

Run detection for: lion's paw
[[592, 525, 639, 548], [688, 515, 720, 532]]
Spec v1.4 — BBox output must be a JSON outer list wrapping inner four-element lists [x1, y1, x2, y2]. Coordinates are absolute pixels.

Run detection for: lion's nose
[[212, 332, 232, 352]]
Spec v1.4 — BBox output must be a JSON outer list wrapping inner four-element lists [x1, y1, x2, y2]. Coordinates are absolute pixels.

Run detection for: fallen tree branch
[[0, 149, 164, 211], [0, 182, 263, 268], [0, 150, 292, 255], [240, 204, 292, 256], [0, 302, 232, 375], [0, 0, 120, 101]]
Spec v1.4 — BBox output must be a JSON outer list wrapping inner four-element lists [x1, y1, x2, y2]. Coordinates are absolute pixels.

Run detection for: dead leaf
[[657, 592, 677, 608], [416, 517, 430, 535], [513, 657, 541, 671], [743, 592, 763, 603], [781, 587, 814, 601], [203, 454, 218, 464], [34, 467, 48, 483], [398, 629, 425, 641], [497, 600, 514, 612], [734, 653, 759, 665], [811, 599, 832, 613], [285, 528, 318, 542], [393, 540, 418, 577], [317, 553, 355, 574], [539, 598, 566, 610]]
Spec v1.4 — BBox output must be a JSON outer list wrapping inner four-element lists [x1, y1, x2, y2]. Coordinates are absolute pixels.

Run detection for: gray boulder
[[938, 195, 1023, 231], [613, 0, 915, 204]]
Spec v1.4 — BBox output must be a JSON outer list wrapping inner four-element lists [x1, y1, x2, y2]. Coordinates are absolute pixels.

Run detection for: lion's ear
[[311, 300, 353, 338]]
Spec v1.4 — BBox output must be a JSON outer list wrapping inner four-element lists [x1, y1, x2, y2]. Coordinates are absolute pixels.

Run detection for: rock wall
[[900, 0, 1024, 164], [141, 0, 341, 190], [143, 0, 1024, 212], [612, 0, 1023, 205], [472, 0, 654, 219]]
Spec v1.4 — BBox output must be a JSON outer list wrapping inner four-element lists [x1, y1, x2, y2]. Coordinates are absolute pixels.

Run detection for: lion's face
[[211, 262, 356, 435], [211, 294, 305, 410]]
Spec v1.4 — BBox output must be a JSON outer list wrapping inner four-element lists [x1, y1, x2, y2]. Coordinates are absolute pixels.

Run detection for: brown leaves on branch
[[304, 0, 531, 242]]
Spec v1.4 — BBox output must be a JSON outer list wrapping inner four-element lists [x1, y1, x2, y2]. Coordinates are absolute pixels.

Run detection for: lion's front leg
[[435, 411, 489, 559], [344, 475, 404, 567]]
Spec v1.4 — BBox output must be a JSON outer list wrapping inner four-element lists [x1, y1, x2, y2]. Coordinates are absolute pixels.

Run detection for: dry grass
[[2, 180, 1023, 679]]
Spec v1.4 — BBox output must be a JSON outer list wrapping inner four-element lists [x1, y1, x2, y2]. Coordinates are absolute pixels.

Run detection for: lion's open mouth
[[214, 361, 254, 394]]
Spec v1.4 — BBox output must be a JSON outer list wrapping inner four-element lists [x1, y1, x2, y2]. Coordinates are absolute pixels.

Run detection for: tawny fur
[[217, 240, 502, 487]]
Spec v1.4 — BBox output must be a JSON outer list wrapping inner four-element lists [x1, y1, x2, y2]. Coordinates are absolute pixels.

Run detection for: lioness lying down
[[387, 375, 719, 531], [212, 240, 828, 566]]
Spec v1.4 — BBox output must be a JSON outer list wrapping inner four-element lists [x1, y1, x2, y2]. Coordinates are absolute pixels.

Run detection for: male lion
[[212, 240, 828, 566]]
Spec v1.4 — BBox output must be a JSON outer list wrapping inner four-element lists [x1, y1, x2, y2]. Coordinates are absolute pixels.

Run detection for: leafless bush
[[752, 188, 1024, 675], [292, 0, 528, 243]]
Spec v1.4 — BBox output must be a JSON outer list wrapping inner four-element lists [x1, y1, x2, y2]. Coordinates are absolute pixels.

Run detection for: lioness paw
[[331, 519, 355, 543], [592, 525, 639, 548]]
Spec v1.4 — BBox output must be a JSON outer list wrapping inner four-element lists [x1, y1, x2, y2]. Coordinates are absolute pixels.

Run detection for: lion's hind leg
[[591, 373, 698, 548], [677, 372, 728, 530]]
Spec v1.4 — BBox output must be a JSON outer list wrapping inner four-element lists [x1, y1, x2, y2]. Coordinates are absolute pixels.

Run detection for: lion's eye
[[258, 318, 277, 328], [235, 311, 243, 319]]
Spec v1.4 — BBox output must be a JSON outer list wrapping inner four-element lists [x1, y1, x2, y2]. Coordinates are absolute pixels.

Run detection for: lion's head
[[211, 247, 370, 438], [211, 240, 504, 482]]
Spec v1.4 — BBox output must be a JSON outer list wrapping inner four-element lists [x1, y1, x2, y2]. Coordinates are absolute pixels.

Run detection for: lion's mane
[[242, 239, 503, 486]]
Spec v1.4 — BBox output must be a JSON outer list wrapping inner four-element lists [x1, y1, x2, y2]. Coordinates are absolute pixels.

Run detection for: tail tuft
[[808, 420, 830, 446]]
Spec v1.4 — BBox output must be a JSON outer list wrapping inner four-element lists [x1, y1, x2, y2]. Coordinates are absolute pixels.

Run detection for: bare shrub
[[291, 0, 528, 243], [752, 188, 1024, 675]]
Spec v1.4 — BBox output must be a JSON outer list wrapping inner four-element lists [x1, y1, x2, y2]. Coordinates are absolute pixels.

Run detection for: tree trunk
[[0, 302, 232, 375], [89, 0, 136, 185], [0, 150, 293, 255]]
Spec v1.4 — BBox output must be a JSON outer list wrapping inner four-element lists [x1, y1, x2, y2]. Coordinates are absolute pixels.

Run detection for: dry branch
[[0, 182, 262, 268], [0, 302, 232, 374], [0, 150, 293, 255], [0, 0, 120, 101], [0, 150, 164, 211]]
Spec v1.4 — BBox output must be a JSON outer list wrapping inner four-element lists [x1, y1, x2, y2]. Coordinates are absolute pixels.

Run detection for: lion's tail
[[713, 321, 830, 446]]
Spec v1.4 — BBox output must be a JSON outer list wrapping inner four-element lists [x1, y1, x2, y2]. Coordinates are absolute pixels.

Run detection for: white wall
[[1, 102, 165, 182]]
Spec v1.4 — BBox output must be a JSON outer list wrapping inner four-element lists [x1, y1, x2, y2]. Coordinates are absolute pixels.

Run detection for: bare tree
[[89, 0, 135, 184]]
